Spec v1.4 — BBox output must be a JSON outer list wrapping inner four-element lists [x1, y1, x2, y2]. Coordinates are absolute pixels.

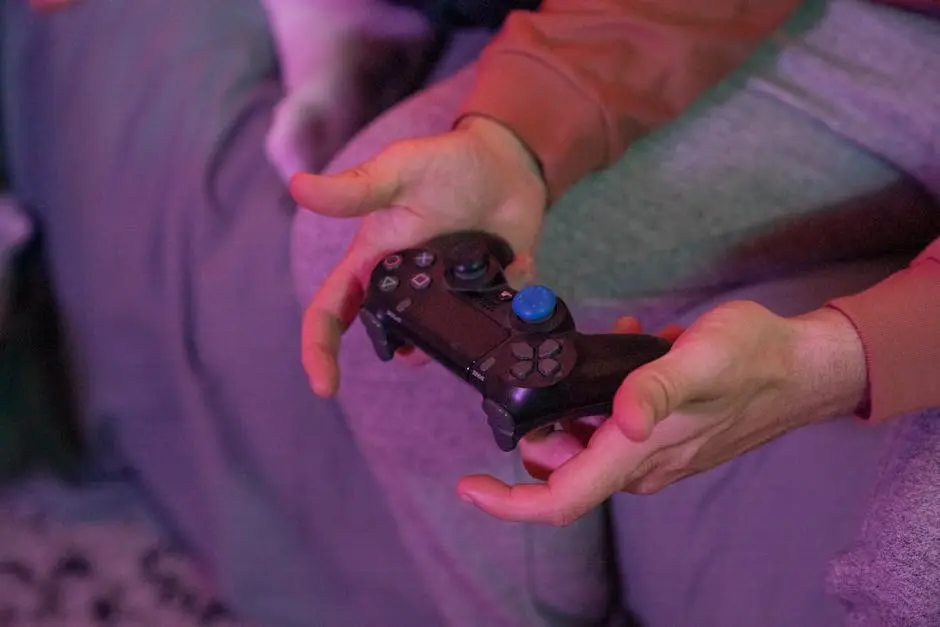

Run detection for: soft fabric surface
[[0, 497, 246, 626], [292, 1, 940, 625], [827, 409, 940, 626], [2, 0, 938, 625]]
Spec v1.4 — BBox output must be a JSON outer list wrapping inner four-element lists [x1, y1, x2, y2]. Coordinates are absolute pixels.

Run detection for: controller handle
[[483, 332, 672, 451]]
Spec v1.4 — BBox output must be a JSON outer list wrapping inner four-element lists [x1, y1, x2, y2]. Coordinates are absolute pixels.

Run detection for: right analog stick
[[511, 285, 557, 324]]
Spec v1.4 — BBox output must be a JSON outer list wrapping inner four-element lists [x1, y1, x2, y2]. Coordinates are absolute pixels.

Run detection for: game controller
[[358, 231, 672, 451]]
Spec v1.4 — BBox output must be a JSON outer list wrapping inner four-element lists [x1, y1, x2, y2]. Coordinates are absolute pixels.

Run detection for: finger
[[505, 251, 537, 290], [656, 323, 685, 343], [564, 415, 604, 447], [520, 430, 585, 481], [301, 244, 374, 396], [289, 158, 402, 218], [614, 316, 684, 341], [612, 316, 642, 335], [458, 421, 635, 525], [394, 346, 432, 367], [521, 414, 601, 448], [612, 349, 705, 442], [496, 211, 543, 290], [302, 305, 346, 397]]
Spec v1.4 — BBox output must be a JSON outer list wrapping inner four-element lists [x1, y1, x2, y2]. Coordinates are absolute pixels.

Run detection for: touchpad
[[407, 296, 509, 363]]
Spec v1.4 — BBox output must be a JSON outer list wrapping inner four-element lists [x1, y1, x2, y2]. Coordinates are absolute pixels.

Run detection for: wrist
[[788, 307, 869, 422], [455, 115, 548, 205]]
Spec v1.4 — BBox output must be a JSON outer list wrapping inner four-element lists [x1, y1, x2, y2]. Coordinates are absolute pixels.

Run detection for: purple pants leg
[[292, 1, 939, 625], [608, 258, 913, 627]]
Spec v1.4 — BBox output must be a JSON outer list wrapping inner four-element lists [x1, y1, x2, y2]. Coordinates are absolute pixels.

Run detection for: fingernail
[[459, 492, 477, 506]]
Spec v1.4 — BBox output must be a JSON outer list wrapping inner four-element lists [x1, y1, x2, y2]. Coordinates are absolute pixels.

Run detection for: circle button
[[511, 285, 557, 324], [382, 254, 403, 270]]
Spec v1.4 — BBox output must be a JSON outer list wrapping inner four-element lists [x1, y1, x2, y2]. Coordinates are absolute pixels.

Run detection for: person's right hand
[[290, 116, 548, 397]]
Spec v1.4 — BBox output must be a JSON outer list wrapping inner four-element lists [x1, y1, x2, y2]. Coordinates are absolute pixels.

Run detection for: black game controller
[[358, 231, 672, 451]]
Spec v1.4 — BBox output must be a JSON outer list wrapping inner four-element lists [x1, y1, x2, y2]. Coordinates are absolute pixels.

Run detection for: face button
[[413, 251, 436, 268], [511, 285, 557, 324], [410, 273, 432, 290], [378, 276, 399, 292], [382, 254, 403, 270]]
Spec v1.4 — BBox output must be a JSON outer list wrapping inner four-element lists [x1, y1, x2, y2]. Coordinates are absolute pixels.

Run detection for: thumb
[[502, 223, 542, 290], [612, 350, 701, 442], [505, 251, 537, 290], [289, 158, 403, 218]]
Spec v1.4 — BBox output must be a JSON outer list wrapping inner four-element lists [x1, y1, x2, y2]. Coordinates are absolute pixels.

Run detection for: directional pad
[[537, 359, 561, 377], [510, 361, 534, 379], [510, 342, 534, 360], [537, 339, 561, 358]]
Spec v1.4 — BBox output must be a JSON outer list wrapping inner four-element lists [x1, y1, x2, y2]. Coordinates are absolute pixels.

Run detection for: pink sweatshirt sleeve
[[454, 0, 802, 202], [827, 237, 940, 422]]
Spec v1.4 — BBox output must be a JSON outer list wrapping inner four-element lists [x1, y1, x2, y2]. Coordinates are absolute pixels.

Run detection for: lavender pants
[[3, 0, 939, 625]]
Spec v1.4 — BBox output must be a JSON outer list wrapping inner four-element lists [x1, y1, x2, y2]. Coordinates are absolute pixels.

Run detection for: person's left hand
[[457, 301, 869, 526]]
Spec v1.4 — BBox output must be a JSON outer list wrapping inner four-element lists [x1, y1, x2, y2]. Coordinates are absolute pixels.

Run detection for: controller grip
[[485, 332, 672, 451]]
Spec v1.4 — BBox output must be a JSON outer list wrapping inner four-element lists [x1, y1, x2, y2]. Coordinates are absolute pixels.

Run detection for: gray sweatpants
[[3, 0, 939, 625]]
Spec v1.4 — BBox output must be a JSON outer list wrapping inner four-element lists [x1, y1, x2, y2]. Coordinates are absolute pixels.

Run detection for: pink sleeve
[[453, 0, 802, 202], [827, 237, 940, 422]]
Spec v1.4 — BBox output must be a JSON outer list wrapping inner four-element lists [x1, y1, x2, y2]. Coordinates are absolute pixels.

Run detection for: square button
[[410, 273, 432, 290]]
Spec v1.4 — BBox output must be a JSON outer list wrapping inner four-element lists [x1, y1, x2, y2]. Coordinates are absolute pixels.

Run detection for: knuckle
[[635, 368, 677, 414], [621, 455, 668, 495], [632, 477, 666, 495]]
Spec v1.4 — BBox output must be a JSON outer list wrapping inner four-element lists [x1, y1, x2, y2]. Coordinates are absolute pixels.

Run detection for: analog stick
[[450, 240, 489, 281]]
